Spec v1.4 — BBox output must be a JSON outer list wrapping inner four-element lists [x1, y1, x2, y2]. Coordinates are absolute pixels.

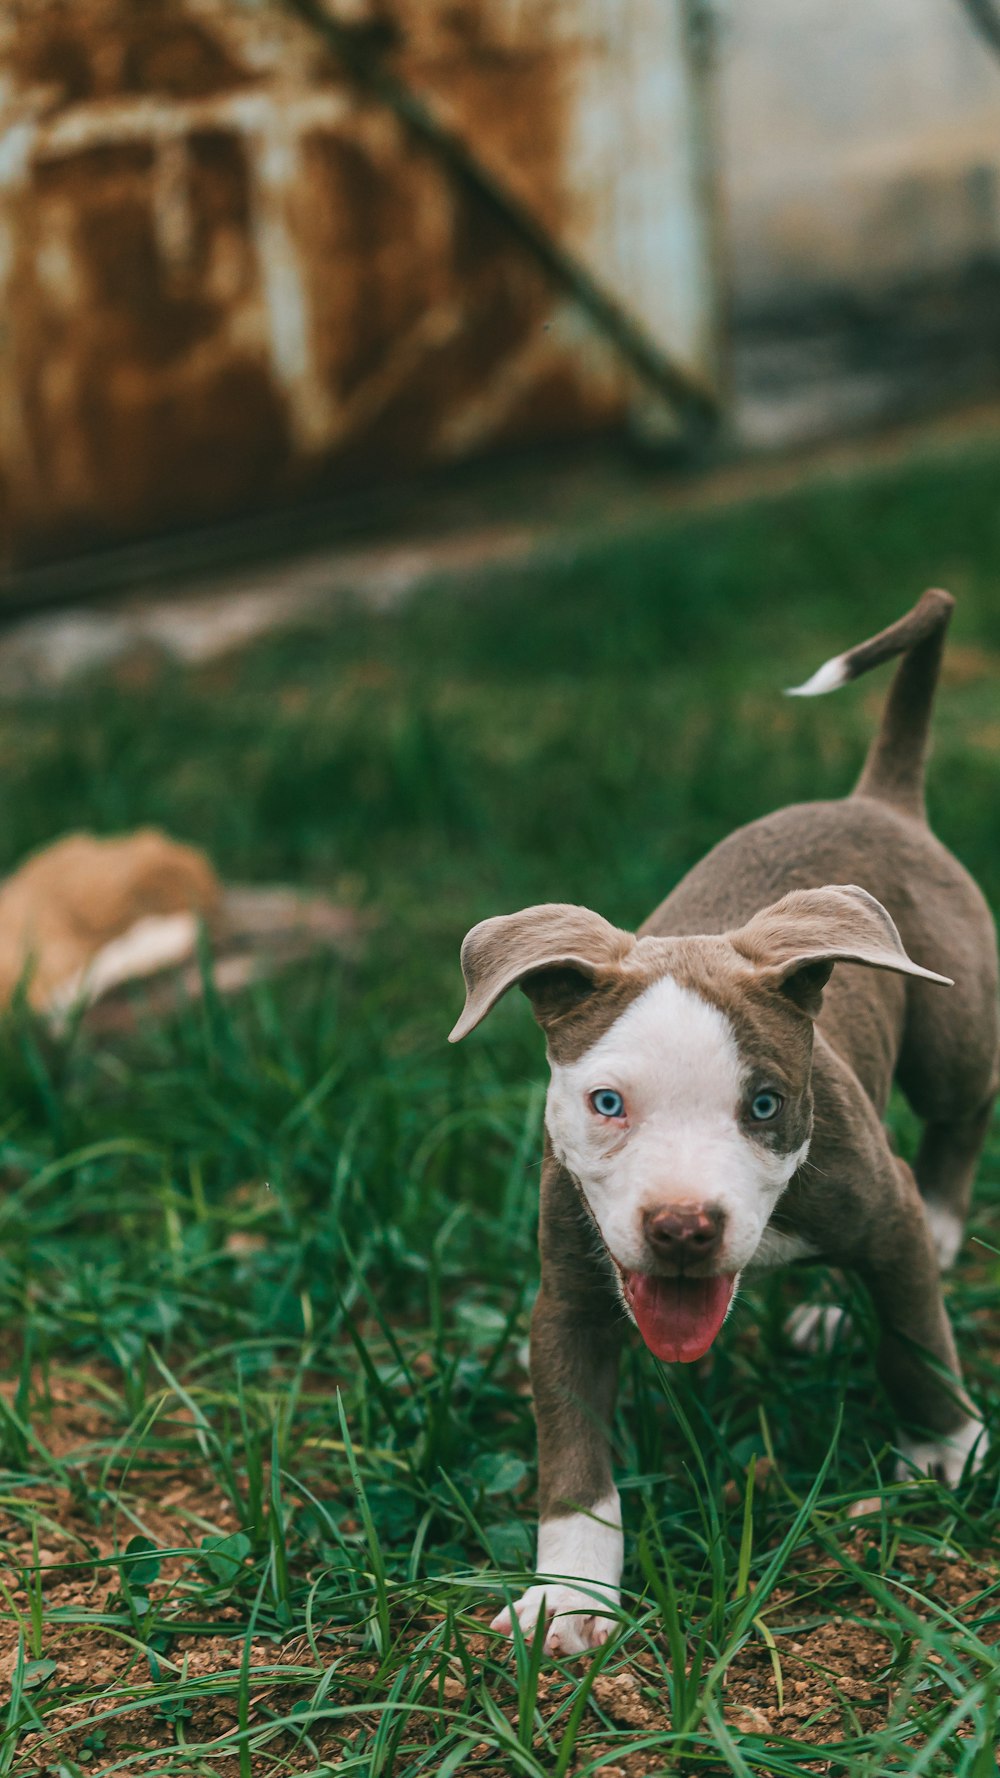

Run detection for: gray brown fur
[[452, 590, 999, 1525], [850, 588, 955, 814]]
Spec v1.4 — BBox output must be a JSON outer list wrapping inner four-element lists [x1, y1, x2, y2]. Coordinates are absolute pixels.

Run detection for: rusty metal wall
[[0, 0, 718, 567]]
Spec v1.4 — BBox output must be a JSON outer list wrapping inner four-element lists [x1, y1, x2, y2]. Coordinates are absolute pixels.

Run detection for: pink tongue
[[625, 1272, 736, 1363]]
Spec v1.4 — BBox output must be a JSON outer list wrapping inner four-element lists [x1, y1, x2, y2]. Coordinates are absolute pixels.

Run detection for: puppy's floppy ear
[[449, 903, 634, 1041], [729, 884, 952, 1017]]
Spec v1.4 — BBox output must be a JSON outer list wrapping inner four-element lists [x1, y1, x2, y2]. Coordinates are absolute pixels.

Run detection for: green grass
[[1, 431, 1000, 1774]]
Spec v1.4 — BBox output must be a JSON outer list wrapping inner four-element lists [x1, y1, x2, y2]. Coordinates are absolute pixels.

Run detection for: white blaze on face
[[545, 973, 807, 1275]]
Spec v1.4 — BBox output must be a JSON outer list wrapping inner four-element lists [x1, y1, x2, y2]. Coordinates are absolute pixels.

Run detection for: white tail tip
[[785, 654, 850, 698]]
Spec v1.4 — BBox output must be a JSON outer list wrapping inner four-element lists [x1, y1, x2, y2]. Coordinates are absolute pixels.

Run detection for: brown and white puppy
[[450, 589, 999, 1655]]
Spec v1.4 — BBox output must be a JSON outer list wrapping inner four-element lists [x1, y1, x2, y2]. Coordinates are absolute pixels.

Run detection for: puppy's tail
[[786, 587, 955, 820]]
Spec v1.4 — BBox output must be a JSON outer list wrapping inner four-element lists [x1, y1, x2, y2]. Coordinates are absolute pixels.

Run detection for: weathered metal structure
[[0, 0, 719, 566], [5, 0, 998, 572]]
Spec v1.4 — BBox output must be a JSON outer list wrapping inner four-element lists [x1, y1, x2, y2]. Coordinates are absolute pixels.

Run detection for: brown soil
[[1, 1368, 996, 1774]]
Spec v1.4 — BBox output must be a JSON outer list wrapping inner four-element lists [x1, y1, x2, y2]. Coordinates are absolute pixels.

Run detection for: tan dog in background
[[0, 830, 219, 1014]]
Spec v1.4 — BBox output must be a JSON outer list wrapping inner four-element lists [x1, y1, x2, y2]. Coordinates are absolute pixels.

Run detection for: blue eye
[[750, 1090, 783, 1122], [590, 1088, 625, 1119]]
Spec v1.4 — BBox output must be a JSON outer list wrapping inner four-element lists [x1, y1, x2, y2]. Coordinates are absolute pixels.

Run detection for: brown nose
[[643, 1202, 724, 1266]]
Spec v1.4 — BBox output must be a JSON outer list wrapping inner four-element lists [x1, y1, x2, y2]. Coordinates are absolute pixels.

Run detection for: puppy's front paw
[[896, 1416, 987, 1487], [491, 1583, 618, 1656]]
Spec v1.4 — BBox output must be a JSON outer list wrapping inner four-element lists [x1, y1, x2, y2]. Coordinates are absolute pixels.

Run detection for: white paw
[[491, 1583, 618, 1656], [896, 1416, 987, 1487], [785, 1303, 851, 1353], [923, 1201, 964, 1272], [496, 1494, 623, 1656]]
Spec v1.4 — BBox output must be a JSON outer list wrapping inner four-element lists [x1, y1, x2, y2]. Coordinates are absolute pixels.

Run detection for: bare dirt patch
[[3, 1366, 997, 1774]]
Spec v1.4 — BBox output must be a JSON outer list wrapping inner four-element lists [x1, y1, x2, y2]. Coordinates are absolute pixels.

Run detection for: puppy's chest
[[744, 1226, 819, 1272]]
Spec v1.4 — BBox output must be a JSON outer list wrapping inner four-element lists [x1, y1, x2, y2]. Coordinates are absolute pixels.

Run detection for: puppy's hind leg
[[913, 1095, 996, 1271], [896, 905, 999, 1273], [860, 1157, 986, 1487]]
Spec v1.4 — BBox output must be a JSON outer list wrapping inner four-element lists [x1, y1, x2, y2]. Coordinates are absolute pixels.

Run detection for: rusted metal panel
[[0, 0, 718, 564]]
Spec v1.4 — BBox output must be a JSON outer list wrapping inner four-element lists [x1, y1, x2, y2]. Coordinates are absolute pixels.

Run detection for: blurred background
[[3, 0, 1000, 583], [2, 6, 1000, 1767]]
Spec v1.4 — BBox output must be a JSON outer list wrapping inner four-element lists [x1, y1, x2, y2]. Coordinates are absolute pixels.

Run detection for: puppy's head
[[450, 886, 950, 1362]]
